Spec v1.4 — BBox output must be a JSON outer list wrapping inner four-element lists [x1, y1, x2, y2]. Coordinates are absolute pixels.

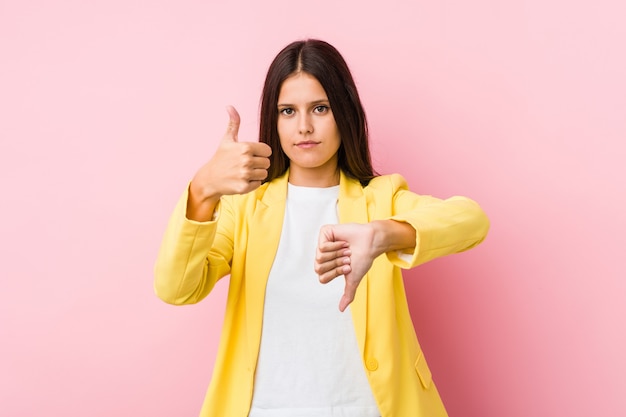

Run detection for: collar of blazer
[[244, 169, 370, 366], [252, 169, 367, 208]]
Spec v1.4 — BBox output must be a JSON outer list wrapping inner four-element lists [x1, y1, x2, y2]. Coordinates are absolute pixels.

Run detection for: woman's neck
[[287, 167, 340, 187]]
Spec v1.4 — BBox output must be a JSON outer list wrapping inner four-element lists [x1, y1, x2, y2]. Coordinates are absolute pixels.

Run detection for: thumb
[[339, 280, 357, 312], [224, 105, 240, 142]]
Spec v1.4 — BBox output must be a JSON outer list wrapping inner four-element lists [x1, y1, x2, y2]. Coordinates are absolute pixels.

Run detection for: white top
[[249, 183, 380, 417]]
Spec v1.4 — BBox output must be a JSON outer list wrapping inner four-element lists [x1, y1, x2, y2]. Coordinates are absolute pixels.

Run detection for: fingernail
[[343, 249, 351, 256]]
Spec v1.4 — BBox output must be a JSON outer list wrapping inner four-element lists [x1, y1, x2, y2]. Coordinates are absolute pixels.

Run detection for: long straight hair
[[259, 39, 376, 186]]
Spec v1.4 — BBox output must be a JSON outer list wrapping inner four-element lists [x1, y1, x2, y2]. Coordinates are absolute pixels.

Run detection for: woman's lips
[[295, 141, 320, 149]]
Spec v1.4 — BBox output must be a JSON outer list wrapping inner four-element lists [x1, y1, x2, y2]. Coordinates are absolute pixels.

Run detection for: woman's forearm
[[370, 220, 416, 257]]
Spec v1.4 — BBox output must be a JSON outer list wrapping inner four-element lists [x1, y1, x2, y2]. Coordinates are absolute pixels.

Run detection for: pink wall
[[1, 1, 624, 416]]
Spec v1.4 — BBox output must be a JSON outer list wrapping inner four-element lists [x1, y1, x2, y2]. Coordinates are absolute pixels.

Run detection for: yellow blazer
[[154, 171, 490, 417]]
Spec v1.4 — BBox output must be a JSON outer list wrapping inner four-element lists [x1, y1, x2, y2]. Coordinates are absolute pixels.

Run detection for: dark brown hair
[[259, 39, 376, 186]]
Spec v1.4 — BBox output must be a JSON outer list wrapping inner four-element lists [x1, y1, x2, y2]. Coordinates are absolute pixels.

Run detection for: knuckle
[[240, 155, 253, 168], [235, 180, 252, 194], [237, 143, 251, 156], [239, 167, 251, 178]]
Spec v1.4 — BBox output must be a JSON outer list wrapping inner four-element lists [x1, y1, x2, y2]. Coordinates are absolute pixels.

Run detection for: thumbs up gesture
[[186, 106, 272, 221]]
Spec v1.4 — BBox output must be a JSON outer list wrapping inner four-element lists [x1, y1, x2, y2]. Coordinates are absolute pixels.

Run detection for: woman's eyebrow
[[277, 99, 330, 107]]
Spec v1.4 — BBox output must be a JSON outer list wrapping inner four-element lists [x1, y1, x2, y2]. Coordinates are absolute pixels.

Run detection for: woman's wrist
[[186, 181, 221, 222], [370, 220, 416, 256]]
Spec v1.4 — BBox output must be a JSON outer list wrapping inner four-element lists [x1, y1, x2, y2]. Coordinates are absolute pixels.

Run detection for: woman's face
[[276, 72, 341, 186]]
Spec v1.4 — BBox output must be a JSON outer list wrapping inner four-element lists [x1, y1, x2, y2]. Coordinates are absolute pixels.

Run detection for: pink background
[[1, 1, 625, 416]]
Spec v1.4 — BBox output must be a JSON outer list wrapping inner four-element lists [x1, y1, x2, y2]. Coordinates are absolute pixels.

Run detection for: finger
[[248, 167, 269, 182], [318, 262, 351, 284], [316, 247, 351, 265], [224, 105, 240, 142], [318, 240, 349, 254], [317, 225, 351, 248], [249, 155, 271, 170], [318, 225, 335, 247], [248, 142, 272, 157], [316, 256, 351, 276], [242, 180, 264, 194]]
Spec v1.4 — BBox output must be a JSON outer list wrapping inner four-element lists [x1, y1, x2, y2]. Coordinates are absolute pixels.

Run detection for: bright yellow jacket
[[154, 171, 490, 417]]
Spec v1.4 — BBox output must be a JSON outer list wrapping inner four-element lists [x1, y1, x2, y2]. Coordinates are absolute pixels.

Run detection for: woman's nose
[[298, 115, 313, 134]]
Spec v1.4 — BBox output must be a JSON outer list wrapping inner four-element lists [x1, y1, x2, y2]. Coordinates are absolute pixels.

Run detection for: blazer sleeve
[[383, 174, 490, 268], [153, 187, 235, 305]]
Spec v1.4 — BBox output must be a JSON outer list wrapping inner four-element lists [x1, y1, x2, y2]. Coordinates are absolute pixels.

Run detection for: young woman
[[154, 39, 490, 417]]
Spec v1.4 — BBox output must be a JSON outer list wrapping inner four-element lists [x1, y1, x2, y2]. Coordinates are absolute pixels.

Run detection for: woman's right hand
[[186, 106, 272, 221]]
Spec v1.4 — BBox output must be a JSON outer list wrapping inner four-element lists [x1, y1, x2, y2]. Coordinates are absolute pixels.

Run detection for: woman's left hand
[[315, 223, 377, 312]]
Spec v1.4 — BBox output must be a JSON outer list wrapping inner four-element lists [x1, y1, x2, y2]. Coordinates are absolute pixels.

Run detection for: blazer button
[[366, 358, 378, 371]]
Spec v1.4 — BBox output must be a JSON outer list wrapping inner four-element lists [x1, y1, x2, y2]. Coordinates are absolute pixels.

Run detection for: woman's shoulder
[[366, 173, 410, 191]]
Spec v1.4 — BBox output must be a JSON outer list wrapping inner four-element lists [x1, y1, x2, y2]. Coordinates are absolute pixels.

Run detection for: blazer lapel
[[244, 172, 288, 368], [337, 171, 370, 357]]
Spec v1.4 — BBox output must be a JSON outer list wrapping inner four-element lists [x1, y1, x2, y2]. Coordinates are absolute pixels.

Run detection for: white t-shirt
[[249, 183, 380, 417]]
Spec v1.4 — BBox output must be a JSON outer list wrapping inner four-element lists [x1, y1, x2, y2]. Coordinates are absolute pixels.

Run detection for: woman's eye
[[314, 105, 329, 114], [279, 108, 294, 116]]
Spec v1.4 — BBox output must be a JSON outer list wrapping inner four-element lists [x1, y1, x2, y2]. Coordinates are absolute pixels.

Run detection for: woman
[[154, 39, 490, 417]]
